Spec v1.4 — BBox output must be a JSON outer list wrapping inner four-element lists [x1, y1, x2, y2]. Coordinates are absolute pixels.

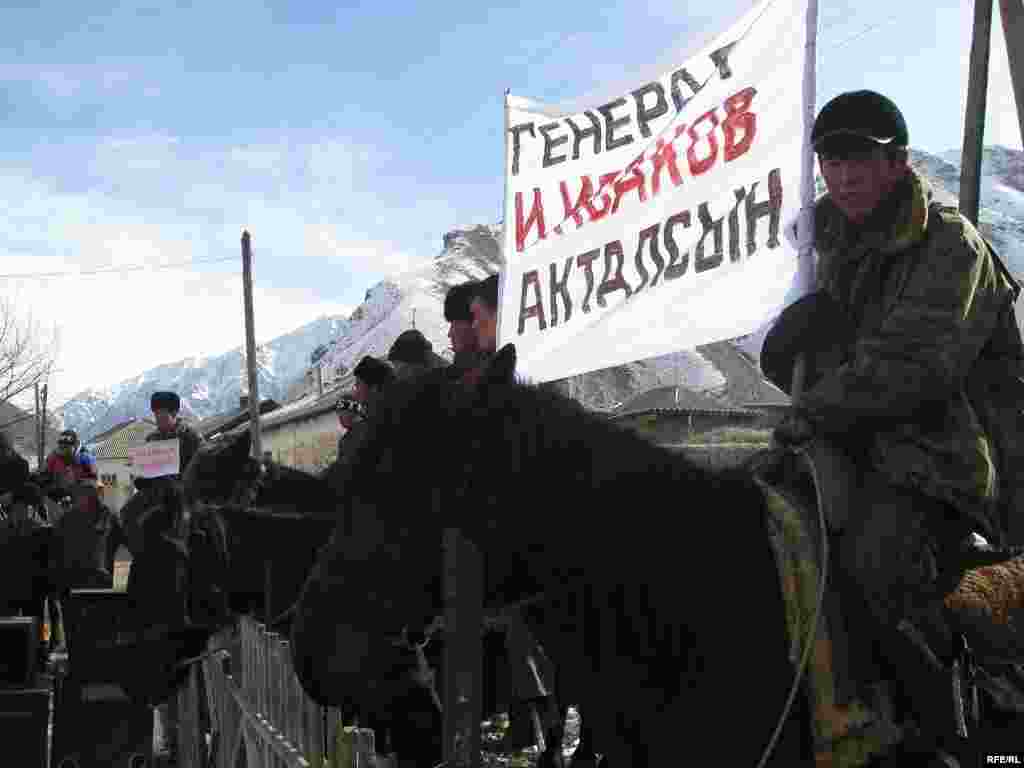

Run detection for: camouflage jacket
[[800, 169, 1017, 533]]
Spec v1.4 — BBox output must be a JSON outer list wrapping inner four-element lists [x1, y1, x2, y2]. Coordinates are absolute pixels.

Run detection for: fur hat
[[352, 356, 395, 392], [444, 281, 478, 323], [151, 391, 181, 413], [473, 274, 499, 312], [388, 330, 434, 368]]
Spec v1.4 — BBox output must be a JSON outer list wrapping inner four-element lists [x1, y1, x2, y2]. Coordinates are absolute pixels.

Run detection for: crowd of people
[[329, 273, 500, 472]]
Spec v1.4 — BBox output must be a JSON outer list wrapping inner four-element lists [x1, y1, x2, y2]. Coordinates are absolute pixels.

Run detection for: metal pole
[[960, 0, 994, 227], [1000, 0, 1024, 145], [242, 231, 262, 459]]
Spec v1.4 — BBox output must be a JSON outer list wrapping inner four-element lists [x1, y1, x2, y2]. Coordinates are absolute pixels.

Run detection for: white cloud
[[303, 226, 419, 276], [2, 260, 352, 406], [0, 148, 376, 406]]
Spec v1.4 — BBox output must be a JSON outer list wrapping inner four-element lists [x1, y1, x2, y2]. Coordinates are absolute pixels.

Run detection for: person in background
[[122, 390, 204, 766], [333, 393, 367, 467], [139, 391, 204, 485], [388, 329, 443, 381], [337, 356, 395, 469], [0, 431, 30, 508], [442, 280, 493, 390], [470, 274, 499, 356], [44, 429, 98, 493], [122, 391, 204, 554], [54, 482, 121, 591]]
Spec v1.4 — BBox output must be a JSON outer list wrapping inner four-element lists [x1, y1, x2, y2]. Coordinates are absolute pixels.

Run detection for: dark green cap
[[812, 90, 908, 152]]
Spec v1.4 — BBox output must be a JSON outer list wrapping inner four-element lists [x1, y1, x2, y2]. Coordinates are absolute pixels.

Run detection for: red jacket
[[46, 451, 98, 483]]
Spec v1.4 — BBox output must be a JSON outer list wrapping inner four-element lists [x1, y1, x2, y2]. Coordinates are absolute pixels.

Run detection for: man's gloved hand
[[773, 411, 816, 447]]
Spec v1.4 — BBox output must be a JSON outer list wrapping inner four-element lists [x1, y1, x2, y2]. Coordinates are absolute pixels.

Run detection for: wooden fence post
[[442, 528, 483, 768]]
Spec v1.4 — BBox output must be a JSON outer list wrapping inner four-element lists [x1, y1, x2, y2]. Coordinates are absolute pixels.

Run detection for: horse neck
[[254, 463, 339, 508]]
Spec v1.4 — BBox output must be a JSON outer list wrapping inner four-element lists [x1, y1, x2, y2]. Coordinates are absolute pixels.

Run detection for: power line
[[0, 255, 238, 280]]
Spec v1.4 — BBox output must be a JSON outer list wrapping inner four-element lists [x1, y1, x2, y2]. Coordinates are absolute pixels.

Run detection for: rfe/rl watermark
[[987, 755, 1024, 765]]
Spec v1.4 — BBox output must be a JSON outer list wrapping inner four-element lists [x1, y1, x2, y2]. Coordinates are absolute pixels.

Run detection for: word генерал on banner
[[127, 439, 181, 479], [501, 0, 813, 384], [509, 87, 762, 254]]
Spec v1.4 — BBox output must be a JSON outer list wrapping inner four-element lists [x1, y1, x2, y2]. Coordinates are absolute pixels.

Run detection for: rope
[[754, 444, 829, 768]]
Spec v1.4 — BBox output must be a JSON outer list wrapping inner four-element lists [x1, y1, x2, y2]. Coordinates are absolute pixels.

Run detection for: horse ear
[[476, 344, 516, 399], [233, 430, 253, 461]]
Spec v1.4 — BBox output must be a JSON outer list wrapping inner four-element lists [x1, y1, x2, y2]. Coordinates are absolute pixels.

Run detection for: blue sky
[[0, 0, 1020, 405]]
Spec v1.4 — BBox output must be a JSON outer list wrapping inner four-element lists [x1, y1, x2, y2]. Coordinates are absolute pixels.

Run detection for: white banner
[[128, 439, 181, 479], [499, 0, 816, 383]]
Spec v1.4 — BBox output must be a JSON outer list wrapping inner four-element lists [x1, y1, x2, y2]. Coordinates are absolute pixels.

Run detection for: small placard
[[127, 439, 180, 479]]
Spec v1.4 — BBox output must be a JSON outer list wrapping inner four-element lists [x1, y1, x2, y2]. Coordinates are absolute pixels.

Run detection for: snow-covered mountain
[[313, 225, 752, 411], [59, 315, 352, 441], [57, 145, 1024, 437], [926, 146, 1024, 285]]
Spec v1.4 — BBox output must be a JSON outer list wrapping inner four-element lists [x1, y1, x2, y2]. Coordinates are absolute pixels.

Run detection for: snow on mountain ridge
[[58, 314, 354, 442]]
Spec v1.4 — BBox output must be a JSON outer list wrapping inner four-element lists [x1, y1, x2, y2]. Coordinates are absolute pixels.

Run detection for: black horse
[[182, 429, 450, 760], [289, 345, 1024, 767], [181, 431, 341, 622], [286, 347, 811, 767]]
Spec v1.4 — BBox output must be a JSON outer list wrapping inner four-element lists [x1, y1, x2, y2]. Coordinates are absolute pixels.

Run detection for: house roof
[[222, 379, 353, 439], [92, 420, 154, 460], [611, 385, 754, 419], [86, 417, 155, 446], [196, 398, 280, 440], [0, 400, 60, 458]]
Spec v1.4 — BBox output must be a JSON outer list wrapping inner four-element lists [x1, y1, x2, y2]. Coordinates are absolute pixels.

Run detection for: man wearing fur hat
[[123, 391, 204, 544], [140, 391, 204, 483], [770, 90, 1023, 763]]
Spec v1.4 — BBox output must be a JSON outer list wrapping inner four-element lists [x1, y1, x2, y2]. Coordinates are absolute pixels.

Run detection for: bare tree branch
[[0, 295, 59, 407]]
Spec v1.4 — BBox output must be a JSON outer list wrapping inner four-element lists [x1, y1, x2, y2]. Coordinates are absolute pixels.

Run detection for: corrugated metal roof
[[196, 399, 280, 439], [225, 378, 353, 437], [612, 386, 752, 418], [86, 417, 155, 446], [92, 420, 154, 460]]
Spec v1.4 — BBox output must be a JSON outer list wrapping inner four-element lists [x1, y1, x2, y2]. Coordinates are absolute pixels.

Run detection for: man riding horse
[[768, 89, 1023, 764]]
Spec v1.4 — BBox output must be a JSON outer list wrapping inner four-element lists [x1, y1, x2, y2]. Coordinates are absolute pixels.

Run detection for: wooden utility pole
[[34, 383, 43, 468], [960, 0, 994, 226], [1001, 0, 1024, 145], [41, 385, 47, 457], [241, 231, 262, 459], [442, 528, 483, 768]]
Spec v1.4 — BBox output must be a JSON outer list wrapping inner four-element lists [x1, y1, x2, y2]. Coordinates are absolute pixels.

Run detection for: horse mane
[[358, 367, 760, 546]]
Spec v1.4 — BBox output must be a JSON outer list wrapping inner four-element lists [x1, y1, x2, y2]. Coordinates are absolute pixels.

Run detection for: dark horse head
[[181, 430, 341, 625], [290, 346, 808, 766]]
